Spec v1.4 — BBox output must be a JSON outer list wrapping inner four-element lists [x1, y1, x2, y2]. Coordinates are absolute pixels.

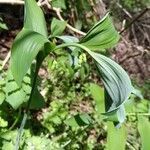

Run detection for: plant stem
[[9, 108, 21, 131], [15, 60, 41, 150], [55, 43, 90, 53], [15, 113, 27, 150]]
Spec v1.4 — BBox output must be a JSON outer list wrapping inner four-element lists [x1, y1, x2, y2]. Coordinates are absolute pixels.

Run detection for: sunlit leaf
[[51, 18, 67, 36], [10, 29, 49, 85], [0, 92, 5, 105], [80, 13, 120, 51], [89, 83, 105, 114], [5, 70, 45, 109], [106, 122, 127, 150], [0, 130, 17, 149], [138, 116, 150, 150], [5, 70, 27, 109], [24, 0, 47, 37], [0, 79, 5, 105]]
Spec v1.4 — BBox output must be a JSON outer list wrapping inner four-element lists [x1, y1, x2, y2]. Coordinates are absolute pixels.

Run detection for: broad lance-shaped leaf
[[80, 13, 120, 51], [10, 29, 49, 85], [88, 51, 133, 113], [24, 0, 47, 37]]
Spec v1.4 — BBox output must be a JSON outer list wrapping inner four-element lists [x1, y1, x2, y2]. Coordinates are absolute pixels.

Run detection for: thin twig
[[0, 42, 10, 49], [53, 7, 86, 36], [117, 3, 132, 19], [120, 8, 149, 34], [2, 51, 11, 69], [119, 52, 141, 64], [126, 141, 136, 150], [0, 0, 24, 5]]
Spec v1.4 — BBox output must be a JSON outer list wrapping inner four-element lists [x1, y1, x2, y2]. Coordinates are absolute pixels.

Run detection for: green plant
[[0, 17, 8, 31], [1, 0, 134, 149]]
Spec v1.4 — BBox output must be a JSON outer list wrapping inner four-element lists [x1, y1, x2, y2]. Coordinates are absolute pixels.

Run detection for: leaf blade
[[89, 83, 105, 114], [80, 13, 120, 51], [10, 29, 49, 85], [90, 52, 132, 113], [24, 0, 47, 37], [51, 18, 67, 36], [5, 70, 45, 109]]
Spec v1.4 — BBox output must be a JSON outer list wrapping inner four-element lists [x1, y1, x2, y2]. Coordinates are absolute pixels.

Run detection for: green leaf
[[0, 17, 8, 30], [24, 136, 51, 149], [80, 13, 120, 51], [10, 29, 49, 85], [52, 0, 66, 9], [106, 122, 127, 150], [81, 48, 133, 123], [0, 79, 5, 105], [0, 131, 17, 149], [88, 51, 132, 114], [0, 116, 8, 127], [5, 70, 45, 109], [89, 83, 105, 114], [24, 0, 47, 37], [0, 92, 5, 105], [5, 70, 28, 109], [51, 18, 67, 36], [65, 113, 92, 127], [138, 116, 150, 150]]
